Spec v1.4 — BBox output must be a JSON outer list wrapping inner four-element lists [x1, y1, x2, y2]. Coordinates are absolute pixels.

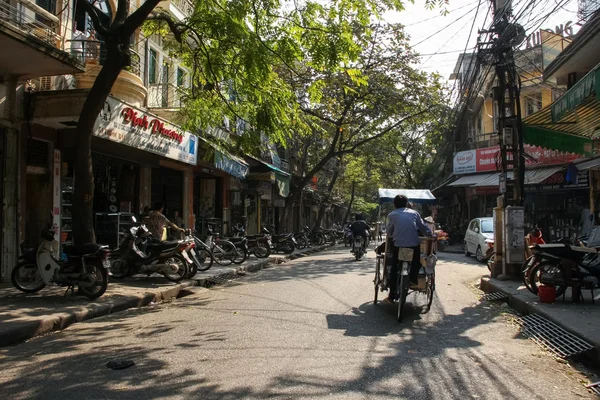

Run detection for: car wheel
[[464, 241, 471, 257], [476, 245, 484, 262]]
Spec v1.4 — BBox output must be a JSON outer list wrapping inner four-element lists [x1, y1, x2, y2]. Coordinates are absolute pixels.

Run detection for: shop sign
[[530, 170, 589, 191], [215, 151, 249, 179], [94, 96, 198, 165], [551, 67, 598, 122], [257, 181, 271, 194], [52, 149, 61, 243], [274, 199, 286, 208], [453, 144, 581, 174]]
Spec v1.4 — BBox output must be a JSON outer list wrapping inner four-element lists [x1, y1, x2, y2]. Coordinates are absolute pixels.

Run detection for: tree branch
[[118, 0, 162, 38], [147, 12, 186, 42], [113, 0, 129, 28], [81, 0, 111, 37]]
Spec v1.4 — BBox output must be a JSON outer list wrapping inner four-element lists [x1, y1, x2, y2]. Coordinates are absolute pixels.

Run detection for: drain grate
[[586, 381, 600, 395], [204, 272, 245, 287], [481, 292, 508, 302], [515, 314, 594, 358]]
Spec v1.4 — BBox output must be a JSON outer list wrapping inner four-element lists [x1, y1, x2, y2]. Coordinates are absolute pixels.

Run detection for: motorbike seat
[[63, 243, 106, 256], [146, 240, 180, 252]]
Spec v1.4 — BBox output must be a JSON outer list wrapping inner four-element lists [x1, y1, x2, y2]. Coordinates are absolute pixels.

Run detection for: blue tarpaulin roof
[[377, 188, 437, 205]]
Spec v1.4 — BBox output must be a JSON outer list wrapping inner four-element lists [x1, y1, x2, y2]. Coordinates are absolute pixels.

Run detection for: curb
[[480, 276, 600, 365], [1, 244, 332, 347]]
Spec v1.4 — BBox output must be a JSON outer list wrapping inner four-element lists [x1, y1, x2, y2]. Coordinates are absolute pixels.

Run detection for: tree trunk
[[314, 165, 340, 229], [279, 186, 302, 233], [72, 46, 125, 245], [342, 181, 356, 225]]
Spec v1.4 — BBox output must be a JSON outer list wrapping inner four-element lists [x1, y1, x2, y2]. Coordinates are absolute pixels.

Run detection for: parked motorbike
[[343, 225, 352, 247], [110, 218, 190, 282], [262, 227, 296, 254], [12, 229, 111, 299], [351, 235, 365, 261], [526, 241, 599, 300], [232, 224, 271, 258], [294, 231, 309, 250]]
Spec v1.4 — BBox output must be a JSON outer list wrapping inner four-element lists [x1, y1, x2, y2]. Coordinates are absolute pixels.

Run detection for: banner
[[93, 96, 198, 165], [453, 144, 581, 174]]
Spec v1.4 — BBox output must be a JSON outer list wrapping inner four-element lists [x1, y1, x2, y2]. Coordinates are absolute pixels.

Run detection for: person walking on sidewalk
[[147, 202, 184, 241], [385, 195, 433, 302]]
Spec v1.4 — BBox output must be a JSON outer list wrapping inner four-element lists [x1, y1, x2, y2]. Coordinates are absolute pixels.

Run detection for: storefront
[[54, 95, 199, 248]]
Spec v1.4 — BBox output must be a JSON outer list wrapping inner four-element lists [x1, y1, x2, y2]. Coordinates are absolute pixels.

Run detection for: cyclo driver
[[350, 213, 370, 253], [385, 195, 433, 302]]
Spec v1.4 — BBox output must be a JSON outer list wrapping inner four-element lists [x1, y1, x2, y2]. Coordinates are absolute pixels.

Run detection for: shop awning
[[214, 151, 249, 179], [447, 173, 497, 187], [471, 167, 563, 187], [377, 189, 436, 205], [575, 156, 600, 171], [523, 63, 600, 155], [246, 155, 291, 177]]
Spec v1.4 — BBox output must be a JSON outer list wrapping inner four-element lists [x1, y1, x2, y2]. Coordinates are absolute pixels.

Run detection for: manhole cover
[[515, 314, 594, 358], [481, 292, 508, 302], [205, 272, 244, 287]]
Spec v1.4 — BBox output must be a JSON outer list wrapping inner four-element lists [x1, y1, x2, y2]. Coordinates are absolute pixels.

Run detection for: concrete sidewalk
[[0, 245, 331, 347], [480, 276, 600, 364]]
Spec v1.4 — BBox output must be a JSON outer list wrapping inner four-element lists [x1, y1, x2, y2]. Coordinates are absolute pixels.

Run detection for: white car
[[464, 217, 494, 262]]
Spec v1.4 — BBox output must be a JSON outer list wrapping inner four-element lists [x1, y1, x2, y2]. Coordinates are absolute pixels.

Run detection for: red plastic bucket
[[538, 285, 556, 304]]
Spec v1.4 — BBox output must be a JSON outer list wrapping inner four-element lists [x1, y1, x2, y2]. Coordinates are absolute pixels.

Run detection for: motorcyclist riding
[[350, 213, 370, 252], [386, 195, 433, 302]]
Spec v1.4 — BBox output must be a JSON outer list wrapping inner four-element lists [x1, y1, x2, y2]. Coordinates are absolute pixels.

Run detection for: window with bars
[[148, 49, 158, 84], [525, 92, 543, 116]]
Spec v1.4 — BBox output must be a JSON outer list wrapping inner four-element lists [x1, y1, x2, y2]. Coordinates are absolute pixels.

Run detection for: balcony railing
[[147, 83, 185, 108], [172, 0, 194, 16], [67, 39, 141, 77], [0, 0, 60, 46]]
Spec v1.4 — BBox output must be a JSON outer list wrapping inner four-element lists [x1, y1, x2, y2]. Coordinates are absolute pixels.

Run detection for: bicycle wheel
[[426, 273, 435, 309], [194, 248, 214, 272], [397, 270, 407, 322], [374, 257, 382, 304], [232, 245, 248, 264], [213, 241, 236, 266], [528, 261, 568, 298]]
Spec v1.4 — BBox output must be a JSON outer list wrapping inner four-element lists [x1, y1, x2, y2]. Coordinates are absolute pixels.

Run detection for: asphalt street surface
[[0, 247, 594, 399]]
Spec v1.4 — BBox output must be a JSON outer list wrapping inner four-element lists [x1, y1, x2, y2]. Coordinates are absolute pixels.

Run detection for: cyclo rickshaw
[[373, 189, 437, 322]]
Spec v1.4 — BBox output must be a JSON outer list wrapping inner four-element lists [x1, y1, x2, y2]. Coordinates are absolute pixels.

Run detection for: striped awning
[[523, 64, 600, 155]]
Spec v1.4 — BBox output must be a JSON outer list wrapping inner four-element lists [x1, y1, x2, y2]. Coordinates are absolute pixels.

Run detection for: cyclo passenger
[[350, 213, 370, 253], [385, 195, 433, 303]]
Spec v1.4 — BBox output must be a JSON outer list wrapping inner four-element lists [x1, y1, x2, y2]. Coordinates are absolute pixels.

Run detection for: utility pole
[[479, 0, 527, 278]]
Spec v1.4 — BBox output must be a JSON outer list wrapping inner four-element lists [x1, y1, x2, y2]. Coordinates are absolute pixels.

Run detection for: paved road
[[0, 248, 593, 399]]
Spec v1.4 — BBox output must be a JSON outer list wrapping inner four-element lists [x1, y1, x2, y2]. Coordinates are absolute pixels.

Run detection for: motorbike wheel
[[11, 263, 45, 293], [233, 245, 248, 264], [78, 261, 108, 299], [213, 241, 237, 266], [253, 243, 271, 258], [528, 261, 567, 298], [162, 254, 188, 282], [110, 259, 130, 279], [295, 236, 307, 250], [194, 248, 214, 272], [281, 240, 295, 255]]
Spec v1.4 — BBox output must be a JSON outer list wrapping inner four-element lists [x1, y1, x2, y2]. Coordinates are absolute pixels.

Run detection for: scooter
[[110, 217, 190, 282], [262, 227, 296, 254], [352, 235, 365, 261], [12, 229, 111, 299], [232, 224, 271, 258]]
